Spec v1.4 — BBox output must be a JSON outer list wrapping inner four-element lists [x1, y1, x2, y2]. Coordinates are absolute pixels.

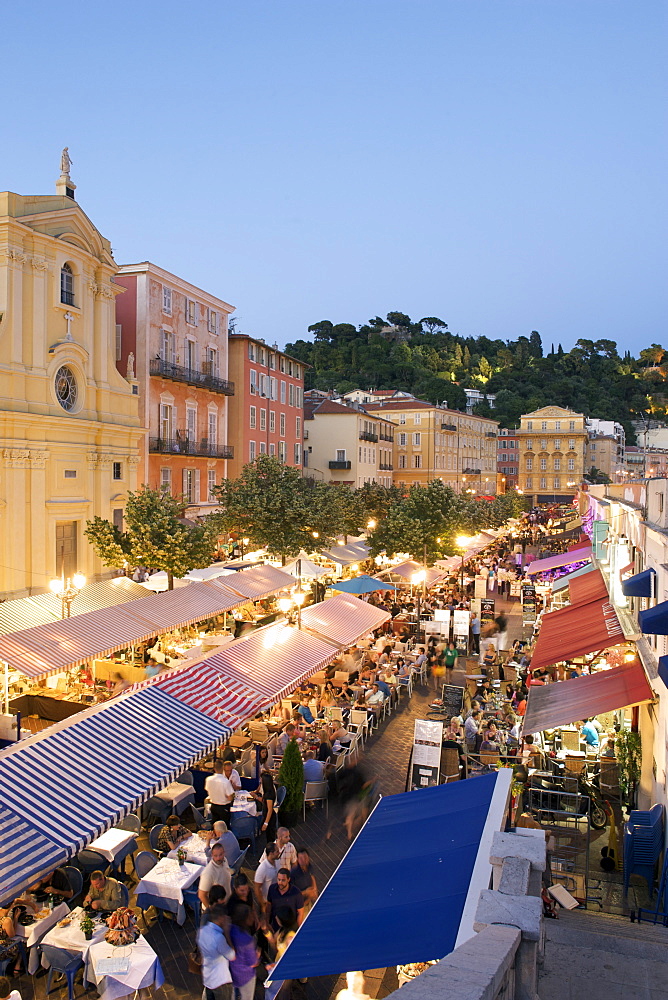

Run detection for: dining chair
[[115, 814, 141, 834], [190, 805, 208, 830], [148, 825, 163, 853], [61, 866, 83, 906], [75, 849, 109, 877], [231, 846, 248, 875], [220, 831, 241, 866], [303, 780, 329, 820], [229, 814, 257, 855], [134, 850, 158, 879], [42, 947, 84, 1000]]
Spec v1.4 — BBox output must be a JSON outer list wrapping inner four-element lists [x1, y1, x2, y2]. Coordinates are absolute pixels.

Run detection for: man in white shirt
[[198, 843, 233, 909], [365, 684, 385, 719], [253, 841, 279, 904], [196, 904, 235, 1000], [205, 760, 236, 825], [274, 827, 297, 870]]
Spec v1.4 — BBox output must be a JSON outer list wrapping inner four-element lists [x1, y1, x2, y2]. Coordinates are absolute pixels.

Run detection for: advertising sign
[[480, 599, 496, 628], [474, 575, 487, 599], [453, 609, 470, 654], [410, 718, 444, 789], [522, 584, 537, 623]]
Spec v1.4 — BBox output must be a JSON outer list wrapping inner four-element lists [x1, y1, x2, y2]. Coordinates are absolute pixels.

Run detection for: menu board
[[410, 718, 444, 789], [452, 609, 470, 653], [441, 684, 464, 719], [480, 599, 496, 628], [474, 575, 487, 598]]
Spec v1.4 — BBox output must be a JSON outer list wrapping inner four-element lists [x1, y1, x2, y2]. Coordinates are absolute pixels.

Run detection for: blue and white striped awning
[[0, 687, 230, 899]]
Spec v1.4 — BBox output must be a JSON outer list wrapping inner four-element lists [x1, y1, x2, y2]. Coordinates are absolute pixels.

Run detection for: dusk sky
[[4, 1, 666, 354]]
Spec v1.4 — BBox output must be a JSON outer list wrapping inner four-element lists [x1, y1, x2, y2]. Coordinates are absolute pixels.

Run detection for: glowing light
[[456, 535, 471, 548], [49, 578, 64, 595], [73, 573, 86, 590], [411, 570, 426, 585]]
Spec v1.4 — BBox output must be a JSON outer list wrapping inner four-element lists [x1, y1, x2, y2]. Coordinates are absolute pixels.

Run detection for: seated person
[[302, 750, 325, 786], [578, 718, 600, 750], [297, 697, 315, 726], [277, 723, 298, 755], [365, 683, 385, 718], [157, 814, 191, 854], [329, 723, 352, 751], [480, 722, 502, 754], [28, 868, 73, 901], [83, 871, 123, 913], [445, 717, 463, 741], [316, 729, 333, 762]]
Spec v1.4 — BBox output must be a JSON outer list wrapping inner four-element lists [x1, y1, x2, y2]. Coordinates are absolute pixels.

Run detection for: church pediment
[[17, 203, 115, 266]]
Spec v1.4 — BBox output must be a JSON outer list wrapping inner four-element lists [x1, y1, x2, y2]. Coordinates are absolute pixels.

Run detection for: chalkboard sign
[[441, 683, 464, 718]]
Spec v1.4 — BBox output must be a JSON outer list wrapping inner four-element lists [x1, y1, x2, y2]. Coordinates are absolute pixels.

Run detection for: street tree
[[85, 486, 216, 589], [367, 480, 468, 565]]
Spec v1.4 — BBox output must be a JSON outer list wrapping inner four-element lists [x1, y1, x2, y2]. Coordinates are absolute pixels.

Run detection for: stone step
[[545, 905, 668, 958]]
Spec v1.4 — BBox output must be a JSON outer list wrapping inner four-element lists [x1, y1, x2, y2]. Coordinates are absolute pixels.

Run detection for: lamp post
[[240, 536, 250, 558], [455, 535, 471, 598], [49, 573, 86, 618]]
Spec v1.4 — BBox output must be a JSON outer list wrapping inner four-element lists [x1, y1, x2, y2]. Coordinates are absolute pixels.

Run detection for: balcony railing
[[329, 460, 352, 470], [441, 423, 457, 431], [379, 432, 394, 442], [150, 358, 235, 396], [486, 431, 497, 438], [359, 430, 378, 442], [149, 436, 234, 459], [463, 467, 482, 475], [379, 463, 393, 471]]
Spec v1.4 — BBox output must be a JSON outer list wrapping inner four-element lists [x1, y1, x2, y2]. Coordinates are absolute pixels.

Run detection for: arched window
[[60, 263, 75, 305]]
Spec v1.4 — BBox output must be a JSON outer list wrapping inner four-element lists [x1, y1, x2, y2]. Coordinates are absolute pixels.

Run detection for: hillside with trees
[[286, 314, 668, 440]]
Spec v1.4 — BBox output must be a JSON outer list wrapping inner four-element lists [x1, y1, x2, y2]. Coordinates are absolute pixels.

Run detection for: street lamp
[[278, 590, 305, 628], [455, 535, 471, 597], [367, 518, 376, 530], [49, 573, 86, 618], [240, 536, 250, 558]]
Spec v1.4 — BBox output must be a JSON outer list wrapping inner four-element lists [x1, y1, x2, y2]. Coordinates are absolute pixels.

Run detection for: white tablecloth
[[89, 829, 137, 862], [134, 858, 200, 925], [84, 934, 164, 1000], [154, 781, 193, 808], [166, 833, 209, 866], [15, 902, 70, 973], [41, 907, 107, 967], [230, 791, 258, 816]]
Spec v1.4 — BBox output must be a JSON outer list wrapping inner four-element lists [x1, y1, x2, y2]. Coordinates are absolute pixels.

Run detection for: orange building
[[114, 262, 235, 515], [226, 334, 305, 477]]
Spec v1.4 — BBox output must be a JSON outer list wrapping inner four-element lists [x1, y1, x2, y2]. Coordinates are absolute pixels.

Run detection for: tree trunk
[[281, 553, 286, 566], [168, 571, 174, 591]]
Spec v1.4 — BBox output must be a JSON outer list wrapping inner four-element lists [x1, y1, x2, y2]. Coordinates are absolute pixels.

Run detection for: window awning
[[639, 600, 668, 635], [529, 597, 625, 671], [526, 544, 592, 575], [269, 771, 511, 982], [300, 593, 391, 646], [551, 563, 596, 593], [0, 687, 230, 900], [522, 658, 653, 734], [622, 568, 657, 599], [568, 568, 610, 606]]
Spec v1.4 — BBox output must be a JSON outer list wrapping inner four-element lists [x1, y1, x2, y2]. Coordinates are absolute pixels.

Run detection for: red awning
[[530, 596, 625, 671], [523, 658, 653, 733], [526, 545, 592, 575], [568, 568, 609, 606]]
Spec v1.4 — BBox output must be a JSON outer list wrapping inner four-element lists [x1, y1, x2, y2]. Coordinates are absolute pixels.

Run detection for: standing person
[[253, 843, 280, 906], [273, 828, 297, 871], [264, 909, 299, 1000], [228, 904, 261, 1000], [206, 760, 236, 826], [254, 766, 277, 841], [198, 844, 233, 910], [470, 613, 481, 655], [197, 903, 236, 1000], [290, 848, 318, 908], [265, 870, 305, 930], [443, 642, 458, 683]]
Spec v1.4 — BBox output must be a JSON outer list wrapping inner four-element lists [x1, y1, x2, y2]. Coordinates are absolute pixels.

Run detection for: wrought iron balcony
[[441, 423, 457, 431], [150, 358, 235, 396], [379, 432, 394, 442], [149, 436, 234, 459], [485, 431, 497, 438], [329, 460, 352, 470], [379, 463, 393, 471], [462, 467, 482, 475], [359, 430, 378, 442]]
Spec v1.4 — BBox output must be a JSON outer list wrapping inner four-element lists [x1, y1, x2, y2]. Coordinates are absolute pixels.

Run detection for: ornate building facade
[[0, 163, 142, 598]]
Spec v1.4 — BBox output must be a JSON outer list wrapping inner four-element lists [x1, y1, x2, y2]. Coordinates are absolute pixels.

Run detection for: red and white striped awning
[[125, 580, 241, 628], [222, 565, 296, 601], [300, 593, 391, 647]]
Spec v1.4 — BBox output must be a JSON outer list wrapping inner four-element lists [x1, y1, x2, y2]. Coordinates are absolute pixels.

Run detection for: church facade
[[0, 162, 142, 598]]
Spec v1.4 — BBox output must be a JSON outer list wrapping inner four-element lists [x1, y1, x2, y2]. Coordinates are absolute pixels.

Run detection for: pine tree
[[277, 738, 305, 818]]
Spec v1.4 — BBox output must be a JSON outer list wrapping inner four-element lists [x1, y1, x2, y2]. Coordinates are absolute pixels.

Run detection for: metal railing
[[149, 358, 234, 396], [149, 436, 234, 458], [329, 460, 351, 469], [359, 430, 378, 442], [441, 423, 457, 431]]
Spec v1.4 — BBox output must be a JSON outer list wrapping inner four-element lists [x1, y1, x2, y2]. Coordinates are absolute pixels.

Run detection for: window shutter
[[115, 324, 122, 361], [182, 469, 188, 497], [195, 469, 200, 503]]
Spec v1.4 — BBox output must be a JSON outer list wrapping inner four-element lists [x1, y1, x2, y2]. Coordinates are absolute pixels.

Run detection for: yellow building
[[517, 405, 586, 504], [363, 397, 498, 492], [0, 161, 142, 598], [303, 397, 395, 487]]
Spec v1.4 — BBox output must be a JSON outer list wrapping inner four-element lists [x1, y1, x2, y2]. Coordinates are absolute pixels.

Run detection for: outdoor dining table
[[15, 901, 69, 974], [230, 790, 258, 817], [84, 933, 164, 1000], [142, 780, 195, 822], [89, 828, 138, 867], [134, 857, 201, 925], [40, 907, 107, 969], [166, 832, 209, 866]]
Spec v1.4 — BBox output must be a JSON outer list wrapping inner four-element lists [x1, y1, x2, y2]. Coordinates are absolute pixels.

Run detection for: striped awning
[[222, 565, 297, 601], [0, 581, 245, 679], [300, 593, 391, 646], [0, 579, 148, 636], [383, 560, 445, 586], [0, 687, 229, 900]]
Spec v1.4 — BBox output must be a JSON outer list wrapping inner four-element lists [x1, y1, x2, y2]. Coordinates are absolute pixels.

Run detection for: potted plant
[[616, 730, 642, 810], [80, 912, 95, 941], [176, 846, 187, 865], [277, 738, 304, 825]]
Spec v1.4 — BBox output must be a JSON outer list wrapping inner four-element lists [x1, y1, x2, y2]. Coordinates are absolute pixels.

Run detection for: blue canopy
[[269, 771, 510, 982], [658, 656, 668, 691], [622, 568, 656, 598], [639, 600, 668, 635], [0, 687, 230, 899], [329, 574, 396, 594]]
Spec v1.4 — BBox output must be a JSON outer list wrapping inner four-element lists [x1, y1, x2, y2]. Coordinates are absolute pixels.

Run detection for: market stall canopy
[[280, 552, 329, 579], [383, 560, 445, 586], [300, 593, 392, 646], [638, 600, 668, 635], [0, 578, 149, 635], [551, 563, 596, 593], [0, 686, 230, 900], [568, 568, 610, 606], [0, 580, 245, 678], [529, 597, 625, 672], [145, 563, 237, 590], [526, 544, 592, 575], [220, 565, 296, 601], [622, 568, 657, 599], [329, 575, 396, 595], [269, 770, 511, 982], [319, 541, 369, 566], [522, 658, 653, 734]]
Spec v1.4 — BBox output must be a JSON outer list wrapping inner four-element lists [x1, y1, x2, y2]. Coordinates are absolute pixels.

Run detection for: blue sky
[[3, 1, 666, 353]]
